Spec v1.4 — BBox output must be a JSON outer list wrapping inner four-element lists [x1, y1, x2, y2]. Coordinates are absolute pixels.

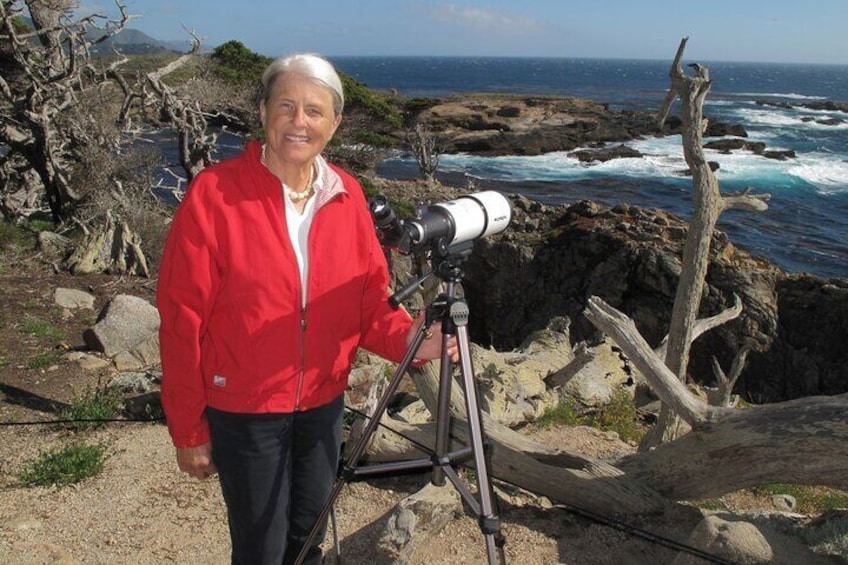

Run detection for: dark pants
[[207, 395, 344, 565]]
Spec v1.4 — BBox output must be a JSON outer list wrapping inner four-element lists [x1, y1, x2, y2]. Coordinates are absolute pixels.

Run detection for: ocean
[[331, 57, 848, 280]]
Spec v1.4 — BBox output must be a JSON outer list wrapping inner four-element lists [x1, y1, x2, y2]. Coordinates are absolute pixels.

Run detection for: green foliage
[[59, 385, 123, 430], [26, 218, 54, 233], [19, 315, 64, 341], [210, 40, 272, 86], [341, 73, 403, 128], [537, 390, 644, 443], [537, 398, 580, 428], [350, 130, 396, 148], [584, 389, 643, 443], [18, 444, 106, 487], [755, 484, 848, 514], [0, 220, 24, 249], [27, 351, 60, 370], [804, 514, 848, 557]]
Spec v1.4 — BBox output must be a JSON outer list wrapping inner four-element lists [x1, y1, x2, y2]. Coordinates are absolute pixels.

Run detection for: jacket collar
[[248, 140, 347, 210]]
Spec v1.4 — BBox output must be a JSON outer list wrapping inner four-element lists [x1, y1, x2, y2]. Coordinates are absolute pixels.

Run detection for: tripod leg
[[293, 322, 430, 565], [454, 313, 507, 565], [432, 327, 455, 487]]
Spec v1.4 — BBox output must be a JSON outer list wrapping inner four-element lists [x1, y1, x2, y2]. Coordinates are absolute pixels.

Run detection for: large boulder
[[83, 294, 160, 368]]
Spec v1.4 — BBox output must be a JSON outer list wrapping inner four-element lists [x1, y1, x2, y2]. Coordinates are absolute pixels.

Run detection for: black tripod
[[295, 245, 507, 565]]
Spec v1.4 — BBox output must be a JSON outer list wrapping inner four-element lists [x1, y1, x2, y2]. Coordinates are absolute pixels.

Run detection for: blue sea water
[[332, 57, 848, 279]]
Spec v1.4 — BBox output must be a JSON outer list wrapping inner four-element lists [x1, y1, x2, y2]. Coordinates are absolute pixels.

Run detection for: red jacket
[[158, 141, 413, 448]]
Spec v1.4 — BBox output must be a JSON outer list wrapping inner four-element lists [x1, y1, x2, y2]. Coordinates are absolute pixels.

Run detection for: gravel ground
[[0, 419, 694, 564]]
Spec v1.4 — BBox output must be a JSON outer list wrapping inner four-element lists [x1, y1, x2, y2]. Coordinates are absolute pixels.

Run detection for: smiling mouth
[[285, 134, 310, 143]]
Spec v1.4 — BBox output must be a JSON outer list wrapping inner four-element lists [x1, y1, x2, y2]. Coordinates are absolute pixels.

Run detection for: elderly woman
[[157, 53, 455, 565]]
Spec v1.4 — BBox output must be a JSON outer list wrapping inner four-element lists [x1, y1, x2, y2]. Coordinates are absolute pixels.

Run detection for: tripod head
[[388, 239, 473, 309]]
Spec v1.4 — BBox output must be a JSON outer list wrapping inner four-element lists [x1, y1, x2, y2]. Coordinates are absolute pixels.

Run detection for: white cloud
[[428, 3, 543, 34]]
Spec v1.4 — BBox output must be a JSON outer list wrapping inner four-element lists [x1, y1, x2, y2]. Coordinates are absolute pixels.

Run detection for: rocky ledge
[[405, 94, 790, 165], [372, 179, 848, 402]]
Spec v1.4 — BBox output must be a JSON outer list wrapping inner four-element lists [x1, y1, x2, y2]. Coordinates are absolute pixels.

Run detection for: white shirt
[[283, 158, 326, 307]]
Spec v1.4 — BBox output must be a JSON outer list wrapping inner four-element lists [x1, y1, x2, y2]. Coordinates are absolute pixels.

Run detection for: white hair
[[260, 53, 345, 116]]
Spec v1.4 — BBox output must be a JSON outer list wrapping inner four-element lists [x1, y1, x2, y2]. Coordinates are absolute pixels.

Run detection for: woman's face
[[260, 73, 341, 170]]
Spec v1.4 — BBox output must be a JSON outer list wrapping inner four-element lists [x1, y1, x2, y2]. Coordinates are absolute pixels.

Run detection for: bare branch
[[709, 343, 751, 407], [583, 296, 727, 426], [656, 37, 688, 130], [655, 294, 743, 360]]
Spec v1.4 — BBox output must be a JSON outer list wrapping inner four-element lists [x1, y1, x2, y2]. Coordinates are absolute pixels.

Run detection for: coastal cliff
[[372, 179, 848, 402]]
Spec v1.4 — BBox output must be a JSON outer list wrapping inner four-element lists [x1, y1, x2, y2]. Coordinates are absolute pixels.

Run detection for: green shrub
[[27, 351, 60, 370], [341, 73, 403, 128], [59, 385, 123, 430], [351, 130, 396, 148], [537, 398, 580, 428], [584, 389, 643, 443], [537, 390, 644, 443], [18, 444, 106, 487], [0, 220, 25, 249], [804, 514, 848, 557], [210, 40, 272, 86]]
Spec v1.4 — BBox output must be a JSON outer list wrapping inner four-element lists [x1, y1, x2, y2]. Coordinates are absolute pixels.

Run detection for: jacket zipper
[[294, 303, 307, 410], [288, 175, 344, 411]]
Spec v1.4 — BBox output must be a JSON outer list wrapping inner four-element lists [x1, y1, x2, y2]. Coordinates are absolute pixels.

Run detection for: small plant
[[585, 389, 644, 444], [804, 514, 848, 557], [59, 385, 123, 430], [18, 443, 106, 487], [27, 351, 60, 370], [20, 315, 64, 341], [537, 397, 580, 428], [0, 220, 24, 249], [536, 390, 644, 443], [755, 484, 848, 514]]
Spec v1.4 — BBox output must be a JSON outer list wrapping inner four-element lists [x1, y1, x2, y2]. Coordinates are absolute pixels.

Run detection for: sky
[[78, 0, 848, 65]]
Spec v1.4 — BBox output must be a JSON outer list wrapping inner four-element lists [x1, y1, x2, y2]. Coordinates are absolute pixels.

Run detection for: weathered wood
[[656, 37, 688, 130], [64, 210, 150, 277], [620, 393, 848, 498], [1, 1, 130, 222], [584, 296, 727, 426], [358, 413, 668, 516], [647, 39, 771, 446]]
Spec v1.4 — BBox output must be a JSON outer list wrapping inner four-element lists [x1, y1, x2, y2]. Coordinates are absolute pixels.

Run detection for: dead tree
[[111, 33, 221, 184], [407, 123, 441, 182], [0, 0, 130, 222], [643, 38, 771, 447]]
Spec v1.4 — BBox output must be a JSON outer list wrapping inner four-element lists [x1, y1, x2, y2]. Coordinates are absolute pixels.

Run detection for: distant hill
[[19, 16, 190, 55], [90, 28, 190, 56]]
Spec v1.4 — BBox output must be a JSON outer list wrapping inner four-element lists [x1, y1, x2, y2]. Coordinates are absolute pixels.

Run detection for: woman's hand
[[176, 443, 217, 480], [406, 312, 460, 363]]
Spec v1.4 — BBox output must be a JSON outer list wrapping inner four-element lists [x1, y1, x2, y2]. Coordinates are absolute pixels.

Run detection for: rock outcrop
[[374, 180, 847, 401], [406, 95, 762, 160]]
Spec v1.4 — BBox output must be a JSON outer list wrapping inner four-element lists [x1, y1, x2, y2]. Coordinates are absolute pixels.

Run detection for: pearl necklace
[[260, 143, 316, 202], [284, 167, 315, 202]]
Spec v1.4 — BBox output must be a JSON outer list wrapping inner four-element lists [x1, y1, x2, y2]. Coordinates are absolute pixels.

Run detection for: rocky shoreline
[[371, 178, 848, 402], [404, 93, 793, 167]]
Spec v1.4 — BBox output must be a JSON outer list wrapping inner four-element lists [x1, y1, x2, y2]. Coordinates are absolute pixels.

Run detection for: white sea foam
[[786, 156, 848, 194], [722, 92, 828, 101], [438, 134, 848, 197], [724, 107, 848, 131]]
